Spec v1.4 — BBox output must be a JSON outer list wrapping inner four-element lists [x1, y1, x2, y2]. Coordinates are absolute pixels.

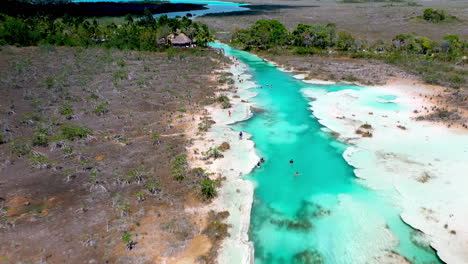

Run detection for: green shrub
[[60, 124, 92, 140], [59, 103, 74, 115], [93, 103, 109, 116], [113, 70, 128, 80], [20, 112, 41, 125], [198, 117, 215, 132], [122, 233, 132, 244], [122, 168, 146, 184], [448, 74, 465, 89], [145, 181, 160, 195], [423, 73, 442, 85], [0, 132, 5, 144], [171, 154, 188, 181], [32, 133, 48, 147], [10, 139, 31, 156], [32, 128, 48, 146], [27, 152, 48, 168], [200, 178, 217, 199], [423, 8, 446, 23], [217, 95, 231, 109], [294, 47, 316, 55], [134, 191, 146, 202], [342, 74, 358, 82], [117, 202, 130, 216], [151, 133, 161, 145], [203, 147, 224, 159]]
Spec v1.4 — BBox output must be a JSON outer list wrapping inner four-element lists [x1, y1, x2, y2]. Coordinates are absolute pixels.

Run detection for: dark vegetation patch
[[292, 249, 324, 264], [0, 13, 213, 50], [2, 0, 206, 18], [417, 8, 459, 23], [0, 45, 230, 263], [199, 210, 230, 262]]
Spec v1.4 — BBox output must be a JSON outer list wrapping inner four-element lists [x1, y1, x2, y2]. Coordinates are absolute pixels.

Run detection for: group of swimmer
[[290, 159, 300, 177], [256, 157, 265, 168], [255, 157, 300, 177], [259, 84, 274, 90]]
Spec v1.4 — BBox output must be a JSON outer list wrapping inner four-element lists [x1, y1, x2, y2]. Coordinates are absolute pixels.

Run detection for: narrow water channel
[[211, 43, 442, 264]]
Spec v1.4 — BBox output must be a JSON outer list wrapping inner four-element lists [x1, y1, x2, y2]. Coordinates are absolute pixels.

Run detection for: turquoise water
[[73, 0, 249, 17], [211, 43, 442, 264], [363, 93, 402, 111]]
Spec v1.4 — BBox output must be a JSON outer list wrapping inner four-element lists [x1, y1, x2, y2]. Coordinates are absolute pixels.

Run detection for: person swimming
[[289, 159, 294, 164], [260, 157, 265, 163], [294, 172, 300, 177]]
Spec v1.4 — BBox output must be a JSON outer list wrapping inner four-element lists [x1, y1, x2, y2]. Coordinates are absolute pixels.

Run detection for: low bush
[[32, 128, 49, 146], [217, 95, 231, 109], [171, 154, 188, 181], [203, 147, 224, 159], [145, 181, 160, 195], [200, 178, 217, 199], [60, 124, 92, 140], [423, 8, 447, 23], [27, 152, 48, 168], [59, 103, 74, 116], [10, 139, 31, 156], [93, 103, 109, 116], [122, 168, 146, 184]]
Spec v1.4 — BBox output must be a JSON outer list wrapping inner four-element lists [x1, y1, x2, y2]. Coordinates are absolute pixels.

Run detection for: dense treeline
[[232, 19, 467, 88], [232, 20, 466, 61], [0, 12, 213, 50]]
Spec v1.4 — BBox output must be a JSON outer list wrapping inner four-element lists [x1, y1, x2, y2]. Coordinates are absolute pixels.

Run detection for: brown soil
[[0, 46, 231, 263], [262, 54, 416, 86]]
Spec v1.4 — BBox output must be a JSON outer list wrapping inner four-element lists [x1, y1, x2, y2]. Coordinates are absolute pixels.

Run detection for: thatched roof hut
[[170, 33, 193, 47]]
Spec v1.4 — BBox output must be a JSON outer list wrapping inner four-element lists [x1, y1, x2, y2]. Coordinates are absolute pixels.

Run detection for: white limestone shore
[[300, 78, 468, 264], [187, 59, 259, 264]]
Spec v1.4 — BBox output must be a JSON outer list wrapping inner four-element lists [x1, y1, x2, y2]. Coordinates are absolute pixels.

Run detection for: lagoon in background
[[73, 0, 249, 17]]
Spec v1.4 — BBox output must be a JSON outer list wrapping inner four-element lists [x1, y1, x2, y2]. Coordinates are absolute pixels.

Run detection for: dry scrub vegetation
[[0, 45, 231, 263]]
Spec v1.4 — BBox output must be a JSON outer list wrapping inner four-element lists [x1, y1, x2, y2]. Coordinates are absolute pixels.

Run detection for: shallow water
[[211, 43, 442, 264], [73, 0, 249, 17]]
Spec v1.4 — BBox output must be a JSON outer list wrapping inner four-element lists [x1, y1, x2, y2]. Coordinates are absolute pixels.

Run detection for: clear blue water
[[364, 94, 401, 111], [211, 43, 442, 264], [73, 0, 249, 17], [379, 95, 398, 101]]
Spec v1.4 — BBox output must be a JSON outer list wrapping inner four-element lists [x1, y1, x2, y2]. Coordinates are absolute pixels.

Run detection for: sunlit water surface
[[210, 42, 442, 264]]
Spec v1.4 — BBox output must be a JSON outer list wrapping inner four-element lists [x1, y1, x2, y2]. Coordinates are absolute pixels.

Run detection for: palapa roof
[[170, 33, 192, 45]]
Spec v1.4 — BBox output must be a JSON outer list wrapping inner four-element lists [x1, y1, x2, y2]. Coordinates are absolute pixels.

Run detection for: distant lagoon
[[73, 0, 250, 17]]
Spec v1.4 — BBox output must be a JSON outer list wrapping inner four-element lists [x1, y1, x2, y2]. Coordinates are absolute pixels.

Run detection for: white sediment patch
[[188, 60, 259, 264], [293, 73, 336, 85], [301, 81, 468, 263]]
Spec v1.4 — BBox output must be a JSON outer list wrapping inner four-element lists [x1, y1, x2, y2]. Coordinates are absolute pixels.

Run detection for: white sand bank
[[302, 80, 468, 263], [293, 73, 336, 85], [188, 60, 259, 264]]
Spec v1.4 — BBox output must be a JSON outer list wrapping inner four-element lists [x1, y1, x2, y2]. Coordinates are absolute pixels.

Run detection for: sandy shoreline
[[297, 76, 468, 263], [190, 51, 468, 264], [186, 57, 259, 263]]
